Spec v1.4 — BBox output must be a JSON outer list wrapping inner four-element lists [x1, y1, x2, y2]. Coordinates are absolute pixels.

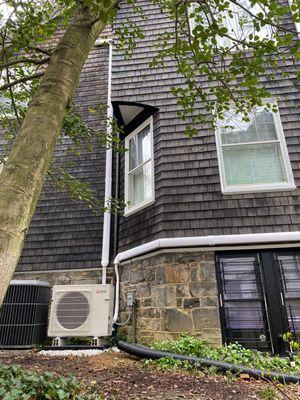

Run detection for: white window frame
[[215, 104, 296, 194], [0, 156, 7, 174], [288, 0, 300, 37], [189, 1, 272, 48], [124, 116, 155, 216]]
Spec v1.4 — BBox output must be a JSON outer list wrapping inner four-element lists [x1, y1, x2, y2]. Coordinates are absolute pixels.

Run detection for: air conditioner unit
[[0, 280, 51, 349], [48, 284, 114, 340]]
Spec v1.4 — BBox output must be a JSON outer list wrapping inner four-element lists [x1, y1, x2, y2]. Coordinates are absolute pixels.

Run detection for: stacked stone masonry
[[119, 251, 222, 345], [14, 269, 104, 287]]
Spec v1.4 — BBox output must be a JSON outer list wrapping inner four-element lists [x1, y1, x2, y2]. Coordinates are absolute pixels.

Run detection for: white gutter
[[101, 41, 113, 284], [113, 231, 300, 322]]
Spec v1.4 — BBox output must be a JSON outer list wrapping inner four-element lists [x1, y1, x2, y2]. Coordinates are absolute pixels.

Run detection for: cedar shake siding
[[16, 44, 109, 272], [113, 1, 300, 253]]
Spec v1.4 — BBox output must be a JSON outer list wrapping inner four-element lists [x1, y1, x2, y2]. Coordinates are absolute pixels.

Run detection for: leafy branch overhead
[[0, 0, 299, 201], [0, 0, 126, 210], [145, 0, 300, 134]]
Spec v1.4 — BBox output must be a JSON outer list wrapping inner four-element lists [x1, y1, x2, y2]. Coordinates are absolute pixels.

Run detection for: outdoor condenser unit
[[48, 284, 114, 342], [0, 280, 51, 349]]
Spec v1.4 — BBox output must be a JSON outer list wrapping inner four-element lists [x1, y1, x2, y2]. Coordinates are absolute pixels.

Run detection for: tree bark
[[0, 6, 109, 305]]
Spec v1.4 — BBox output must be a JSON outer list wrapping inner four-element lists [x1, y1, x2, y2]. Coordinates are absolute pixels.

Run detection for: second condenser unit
[[0, 280, 51, 349]]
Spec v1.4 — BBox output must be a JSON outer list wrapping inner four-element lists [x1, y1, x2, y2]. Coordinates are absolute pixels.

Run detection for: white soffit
[[119, 104, 144, 125]]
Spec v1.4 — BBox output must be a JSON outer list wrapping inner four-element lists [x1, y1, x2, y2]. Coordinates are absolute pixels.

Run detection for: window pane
[[129, 125, 151, 171], [277, 255, 300, 338], [130, 161, 152, 206], [232, 0, 271, 41], [220, 108, 277, 145], [277, 255, 300, 298], [225, 302, 265, 329], [220, 257, 261, 300], [223, 143, 286, 186]]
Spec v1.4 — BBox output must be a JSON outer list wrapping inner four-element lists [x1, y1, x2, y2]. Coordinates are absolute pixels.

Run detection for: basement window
[[215, 104, 295, 194], [124, 116, 155, 216]]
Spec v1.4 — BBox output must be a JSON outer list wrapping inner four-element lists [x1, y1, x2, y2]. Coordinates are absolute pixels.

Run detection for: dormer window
[[215, 104, 295, 194], [124, 117, 155, 215]]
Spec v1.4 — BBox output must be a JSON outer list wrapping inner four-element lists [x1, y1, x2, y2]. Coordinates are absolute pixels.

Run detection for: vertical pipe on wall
[[113, 136, 120, 259], [101, 41, 113, 284], [113, 262, 120, 322]]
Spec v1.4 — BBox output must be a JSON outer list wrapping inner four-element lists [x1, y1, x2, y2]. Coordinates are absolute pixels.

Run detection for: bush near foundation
[[151, 334, 300, 375]]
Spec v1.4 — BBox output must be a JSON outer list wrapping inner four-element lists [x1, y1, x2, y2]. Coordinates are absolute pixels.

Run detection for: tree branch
[[0, 71, 44, 91], [0, 56, 50, 69], [5, 67, 21, 125], [26, 46, 53, 56], [230, 0, 297, 34]]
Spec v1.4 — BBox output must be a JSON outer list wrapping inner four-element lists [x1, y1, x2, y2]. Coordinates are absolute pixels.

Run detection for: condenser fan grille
[[56, 292, 90, 329]]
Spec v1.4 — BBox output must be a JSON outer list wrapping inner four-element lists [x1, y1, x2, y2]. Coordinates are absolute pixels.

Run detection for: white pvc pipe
[[114, 231, 300, 265], [101, 42, 113, 284], [112, 231, 300, 322], [113, 262, 120, 323]]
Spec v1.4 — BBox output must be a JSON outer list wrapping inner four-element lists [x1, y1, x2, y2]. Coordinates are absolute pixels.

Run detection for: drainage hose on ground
[[117, 341, 300, 384]]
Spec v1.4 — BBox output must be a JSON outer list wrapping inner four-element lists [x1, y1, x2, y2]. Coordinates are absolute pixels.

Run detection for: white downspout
[[101, 41, 113, 285], [112, 231, 300, 322]]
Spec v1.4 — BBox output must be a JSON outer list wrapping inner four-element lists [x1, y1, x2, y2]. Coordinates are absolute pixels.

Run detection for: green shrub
[[259, 386, 279, 400], [144, 356, 191, 371], [151, 334, 300, 375], [0, 364, 100, 400]]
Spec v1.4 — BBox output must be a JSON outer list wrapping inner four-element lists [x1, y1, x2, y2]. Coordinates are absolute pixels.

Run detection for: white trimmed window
[[125, 117, 155, 215], [288, 0, 300, 37], [0, 156, 6, 174], [216, 105, 295, 194], [189, 1, 272, 47]]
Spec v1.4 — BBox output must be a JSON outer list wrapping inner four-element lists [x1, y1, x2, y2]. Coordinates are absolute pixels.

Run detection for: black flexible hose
[[117, 340, 300, 384]]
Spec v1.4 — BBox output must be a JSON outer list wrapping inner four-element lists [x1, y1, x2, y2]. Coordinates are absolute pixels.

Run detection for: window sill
[[124, 198, 155, 217], [221, 183, 296, 195]]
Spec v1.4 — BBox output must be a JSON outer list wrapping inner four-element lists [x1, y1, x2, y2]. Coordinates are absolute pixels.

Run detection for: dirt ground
[[0, 350, 300, 400]]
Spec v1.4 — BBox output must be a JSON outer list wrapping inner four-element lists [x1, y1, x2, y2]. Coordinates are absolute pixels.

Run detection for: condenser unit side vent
[[0, 280, 51, 349]]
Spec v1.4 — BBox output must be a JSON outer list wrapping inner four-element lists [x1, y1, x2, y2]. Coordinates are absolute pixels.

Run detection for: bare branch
[[0, 56, 50, 69], [5, 67, 21, 125], [0, 71, 44, 91], [26, 46, 53, 56]]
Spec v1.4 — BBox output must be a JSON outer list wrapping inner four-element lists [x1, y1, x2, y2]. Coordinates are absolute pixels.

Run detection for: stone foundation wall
[[119, 251, 222, 345], [14, 251, 222, 345], [13, 268, 105, 286]]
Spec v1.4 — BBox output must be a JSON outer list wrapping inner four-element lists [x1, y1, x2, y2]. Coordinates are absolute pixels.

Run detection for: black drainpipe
[[117, 341, 300, 384]]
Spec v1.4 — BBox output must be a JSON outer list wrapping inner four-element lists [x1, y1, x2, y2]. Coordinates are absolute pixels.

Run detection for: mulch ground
[[1, 350, 300, 399]]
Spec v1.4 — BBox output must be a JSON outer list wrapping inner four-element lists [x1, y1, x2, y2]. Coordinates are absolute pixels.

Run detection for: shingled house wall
[[113, 1, 300, 254], [16, 44, 109, 277], [13, 1, 300, 276], [10, 1, 300, 344]]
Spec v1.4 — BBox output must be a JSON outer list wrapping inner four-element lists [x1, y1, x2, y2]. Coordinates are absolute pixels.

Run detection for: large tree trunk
[[0, 6, 109, 305]]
